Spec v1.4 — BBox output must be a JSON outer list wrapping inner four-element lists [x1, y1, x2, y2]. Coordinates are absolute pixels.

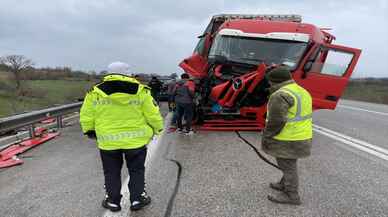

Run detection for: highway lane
[[339, 100, 388, 115], [0, 101, 387, 217], [314, 99, 388, 150], [168, 132, 388, 217], [167, 100, 388, 216], [0, 121, 106, 217]]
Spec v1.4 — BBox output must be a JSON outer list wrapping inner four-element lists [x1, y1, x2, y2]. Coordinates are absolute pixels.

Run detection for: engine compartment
[[194, 61, 271, 129]]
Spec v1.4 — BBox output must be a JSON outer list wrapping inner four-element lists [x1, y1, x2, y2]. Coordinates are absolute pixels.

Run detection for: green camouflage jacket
[[261, 80, 312, 159]]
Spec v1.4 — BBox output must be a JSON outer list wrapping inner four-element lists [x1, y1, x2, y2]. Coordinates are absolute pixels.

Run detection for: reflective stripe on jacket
[[80, 74, 163, 150], [267, 83, 313, 141]]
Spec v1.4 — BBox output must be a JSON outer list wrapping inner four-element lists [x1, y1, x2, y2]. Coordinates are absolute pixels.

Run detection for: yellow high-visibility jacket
[[80, 74, 163, 150], [268, 82, 313, 141]]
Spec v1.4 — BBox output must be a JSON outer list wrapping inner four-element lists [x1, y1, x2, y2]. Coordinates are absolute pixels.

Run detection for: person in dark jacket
[[262, 66, 313, 205], [174, 73, 195, 135], [148, 76, 163, 104]]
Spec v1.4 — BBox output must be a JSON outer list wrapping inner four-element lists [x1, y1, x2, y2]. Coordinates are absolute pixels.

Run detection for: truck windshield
[[208, 35, 307, 69]]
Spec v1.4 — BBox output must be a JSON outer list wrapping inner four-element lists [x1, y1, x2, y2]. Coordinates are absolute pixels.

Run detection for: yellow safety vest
[[268, 83, 313, 141], [80, 75, 164, 150]]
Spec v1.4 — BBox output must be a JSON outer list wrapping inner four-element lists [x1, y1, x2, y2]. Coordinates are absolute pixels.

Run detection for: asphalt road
[[1, 100, 388, 217]]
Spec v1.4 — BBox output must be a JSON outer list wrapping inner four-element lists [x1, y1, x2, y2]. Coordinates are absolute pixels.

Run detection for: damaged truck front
[[179, 14, 361, 131]]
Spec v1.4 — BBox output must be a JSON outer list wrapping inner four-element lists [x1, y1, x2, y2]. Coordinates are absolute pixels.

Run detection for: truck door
[[179, 34, 211, 78], [297, 44, 361, 109]]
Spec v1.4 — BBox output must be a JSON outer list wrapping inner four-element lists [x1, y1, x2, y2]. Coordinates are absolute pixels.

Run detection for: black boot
[[269, 177, 285, 191], [267, 192, 301, 205], [269, 182, 285, 191], [130, 192, 152, 211], [102, 197, 121, 212]]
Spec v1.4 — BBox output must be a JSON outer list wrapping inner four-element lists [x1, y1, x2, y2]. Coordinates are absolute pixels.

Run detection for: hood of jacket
[[92, 74, 144, 105]]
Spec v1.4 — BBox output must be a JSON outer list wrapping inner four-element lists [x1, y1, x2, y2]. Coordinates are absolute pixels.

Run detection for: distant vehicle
[[179, 14, 361, 130]]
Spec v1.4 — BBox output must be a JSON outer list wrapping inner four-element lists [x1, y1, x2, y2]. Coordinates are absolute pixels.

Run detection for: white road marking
[[337, 105, 388, 116], [102, 113, 171, 217], [313, 124, 388, 161]]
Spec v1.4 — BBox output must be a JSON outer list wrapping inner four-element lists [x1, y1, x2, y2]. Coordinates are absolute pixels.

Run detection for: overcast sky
[[0, 0, 387, 77]]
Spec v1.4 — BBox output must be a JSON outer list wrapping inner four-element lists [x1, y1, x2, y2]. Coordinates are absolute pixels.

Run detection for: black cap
[[266, 66, 292, 83]]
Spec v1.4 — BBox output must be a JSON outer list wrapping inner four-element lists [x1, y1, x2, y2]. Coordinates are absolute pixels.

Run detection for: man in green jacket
[[262, 66, 313, 205], [80, 62, 163, 212]]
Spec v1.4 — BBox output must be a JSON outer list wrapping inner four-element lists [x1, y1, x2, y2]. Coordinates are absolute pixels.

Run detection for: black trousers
[[100, 147, 147, 204], [176, 103, 194, 131]]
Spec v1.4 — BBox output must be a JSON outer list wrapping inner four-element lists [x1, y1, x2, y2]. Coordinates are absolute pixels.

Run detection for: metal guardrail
[[0, 102, 83, 136]]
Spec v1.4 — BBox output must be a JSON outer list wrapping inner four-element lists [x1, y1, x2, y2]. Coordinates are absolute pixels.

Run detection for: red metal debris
[[34, 127, 47, 136], [0, 132, 59, 169], [40, 118, 56, 124], [0, 157, 23, 168]]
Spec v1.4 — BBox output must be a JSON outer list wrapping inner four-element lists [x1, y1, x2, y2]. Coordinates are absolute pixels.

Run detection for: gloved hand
[[85, 130, 97, 140]]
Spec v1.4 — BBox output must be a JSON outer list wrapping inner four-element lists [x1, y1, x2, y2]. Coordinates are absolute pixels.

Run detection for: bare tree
[[0, 55, 34, 90]]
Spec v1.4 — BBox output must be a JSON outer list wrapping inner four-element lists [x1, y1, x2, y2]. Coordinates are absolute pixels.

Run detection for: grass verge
[[0, 80, 95, 117], [342, 79, 388, 105]]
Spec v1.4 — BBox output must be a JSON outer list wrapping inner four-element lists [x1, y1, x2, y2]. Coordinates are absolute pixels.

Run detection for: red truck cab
[[180, 14, 361, 130]]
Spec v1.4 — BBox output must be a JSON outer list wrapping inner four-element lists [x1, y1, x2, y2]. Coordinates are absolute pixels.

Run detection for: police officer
[[80, 62, 163, 212], [262, 66, 313, 205]]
